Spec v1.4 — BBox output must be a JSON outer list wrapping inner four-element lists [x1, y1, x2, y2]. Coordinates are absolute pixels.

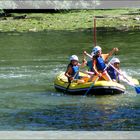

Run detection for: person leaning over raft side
[[107, 58, 121, 82], [65, 55, 89, 84], [91, 46, 118, 81]]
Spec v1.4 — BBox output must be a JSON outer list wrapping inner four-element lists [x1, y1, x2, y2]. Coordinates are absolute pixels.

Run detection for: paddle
[[65, 70, 79, 93], [84, 75, 100, 96], [84, 56, 114, 96], [109, 63, 140, 94], [80, 70, 95, 75]]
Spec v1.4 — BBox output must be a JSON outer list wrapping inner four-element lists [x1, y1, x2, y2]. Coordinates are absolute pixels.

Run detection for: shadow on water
[[0, 29, 140, 130], [1, 93, 140, 130]]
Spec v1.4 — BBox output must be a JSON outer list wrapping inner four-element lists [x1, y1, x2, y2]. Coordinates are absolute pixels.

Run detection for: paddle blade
[[135, 86, 140, 94]]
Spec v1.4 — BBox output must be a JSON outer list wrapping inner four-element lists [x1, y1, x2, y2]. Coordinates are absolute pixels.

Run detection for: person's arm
[[93, 59, 100, 76], [77, 62, 81, 67], [83, 51, 92, 59], [102, 54, 109, 63], [80, 51, 88, 67], [65, 66, 73, 81], [105, 48, 118, 61], [81, 58, 87, 67]]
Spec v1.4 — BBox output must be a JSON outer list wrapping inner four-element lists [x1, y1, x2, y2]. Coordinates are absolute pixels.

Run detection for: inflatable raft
[[54, 72, 126, 95]]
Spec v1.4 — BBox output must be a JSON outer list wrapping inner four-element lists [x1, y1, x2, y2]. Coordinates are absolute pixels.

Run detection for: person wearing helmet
[[92, 46, 118, 62], [82, 51, 94, 72], [83, 46, 118, 71], [83, 46, 118, 81], [65, 55, 89, 83], [91, 46, 112, 81], [107, 58, 121, 82], [82, 47, 101, 72]]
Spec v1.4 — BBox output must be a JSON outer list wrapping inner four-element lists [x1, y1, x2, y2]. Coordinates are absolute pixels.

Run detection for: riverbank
[[0, 9, 140, 32]]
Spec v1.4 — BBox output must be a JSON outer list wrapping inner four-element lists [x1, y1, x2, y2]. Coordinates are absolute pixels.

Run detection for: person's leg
[[102, 71, 112, 81], [82, 75, 90, 82], [91, 75, 99, 82], [77, 75, 90, 83]]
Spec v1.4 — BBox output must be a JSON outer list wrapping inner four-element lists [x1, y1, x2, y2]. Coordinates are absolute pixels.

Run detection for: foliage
[[0, 9, 140, 32]]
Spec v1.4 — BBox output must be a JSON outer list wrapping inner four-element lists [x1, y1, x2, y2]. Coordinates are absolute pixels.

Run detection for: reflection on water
[[0, 30, 140, 130]]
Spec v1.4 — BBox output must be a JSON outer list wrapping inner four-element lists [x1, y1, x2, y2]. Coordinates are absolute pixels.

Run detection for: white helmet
[[111, 58, 120, 64], [70, 55, 79, 61], [92, 46, 102, 55]]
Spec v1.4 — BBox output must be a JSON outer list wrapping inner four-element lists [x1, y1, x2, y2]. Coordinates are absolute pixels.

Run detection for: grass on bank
[[0, 9, 140, 32]]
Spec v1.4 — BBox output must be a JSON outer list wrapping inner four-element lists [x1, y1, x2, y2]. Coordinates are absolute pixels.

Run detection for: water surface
[[0, 30, 140, 130]]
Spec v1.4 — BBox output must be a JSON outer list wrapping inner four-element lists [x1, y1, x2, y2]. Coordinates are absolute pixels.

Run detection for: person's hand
[[114, 48, 119, 52], [83, 51, 87, 55], [98, 73, 102, 77], [69, 77, 74, 81], [82, 58, 86, 63], [102, 71, 107, 75]]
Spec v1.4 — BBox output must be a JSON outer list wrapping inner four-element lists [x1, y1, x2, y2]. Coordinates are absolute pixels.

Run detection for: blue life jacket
[[96, 56, 106, 71], [68, 64, 79, 79], [107, 66, 117, 80], [87, 60, 93, 71], [71, 65, 79, 79]]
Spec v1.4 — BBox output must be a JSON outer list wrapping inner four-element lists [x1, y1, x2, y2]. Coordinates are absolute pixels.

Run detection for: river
[[0, 30, 140, 130]]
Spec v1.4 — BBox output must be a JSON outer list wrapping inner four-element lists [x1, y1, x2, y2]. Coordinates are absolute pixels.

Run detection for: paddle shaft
[[65, 70, 79, 92], [109, 63, 133, 85], [84, 56, 114, 96], [85, 51, 140, 94], [84, 76, 99, 96], [109, 63, 140, 94]]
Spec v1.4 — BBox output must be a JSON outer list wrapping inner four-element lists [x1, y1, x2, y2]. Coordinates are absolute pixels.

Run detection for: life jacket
[[107, 66, 120, 82], [95, 56, 106, 72], [67, 63, 79, 79], [107, 66, 116, 80]]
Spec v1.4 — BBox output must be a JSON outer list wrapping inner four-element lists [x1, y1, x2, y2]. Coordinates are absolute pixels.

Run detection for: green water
[[0, 30, 140, 130]]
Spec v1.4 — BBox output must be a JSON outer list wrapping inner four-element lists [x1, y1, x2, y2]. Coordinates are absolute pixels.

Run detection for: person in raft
[[65, 55, 89, 83], [82, 51, 94, 72], [107, 58, 121, 82], [87, 46, 118, 81], [83, 46, 119, 71]]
